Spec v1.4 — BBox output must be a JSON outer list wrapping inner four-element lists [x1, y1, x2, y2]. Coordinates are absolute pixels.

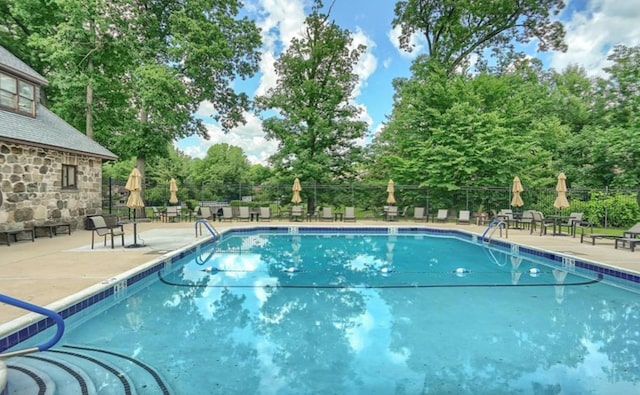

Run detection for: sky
[[176, 0, 640, 164]]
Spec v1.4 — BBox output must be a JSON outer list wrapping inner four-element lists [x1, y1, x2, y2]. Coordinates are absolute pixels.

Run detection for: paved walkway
[[1, 219, 637, 323]]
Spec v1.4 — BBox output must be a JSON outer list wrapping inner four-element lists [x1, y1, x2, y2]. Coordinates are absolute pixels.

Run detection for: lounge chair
[[615, 236, 640, 252], [199, 206, 213, 220], [89, 215, 125, 249], [259, 207, 271, 221], [220, 207, 233, 222], [435, 209, 448, 222], [581, 222, 640, 245], [320, 207, 333, 222], [290, 205, 303, 221], [413, 207, 427, 222], [237, 206, 250, 221], [344, 207, 356, 222], [456, 210, 471, 224]]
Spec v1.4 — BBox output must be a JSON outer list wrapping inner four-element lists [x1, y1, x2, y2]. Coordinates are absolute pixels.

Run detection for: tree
[[392, 0, 567, 74], [256, 0, 368, 205], [191, 143, 251, 201], [1, 0, 263, 215]]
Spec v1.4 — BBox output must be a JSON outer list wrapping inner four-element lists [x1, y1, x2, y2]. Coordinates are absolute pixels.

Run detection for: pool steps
[[4, 345, 172, 395]]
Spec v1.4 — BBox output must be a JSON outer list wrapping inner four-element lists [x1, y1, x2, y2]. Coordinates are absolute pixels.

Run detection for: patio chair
[[89, 215, 125, 249], [514, 210, 535, 231], [560, 212, 583, 237], [413, 207, 427, 222], [220, 206, 233, 222], [456, 210, 471, 224], [259, 207, 271, 221], [237, 206, 250, 221], [165, 206, 181, 222], [307, 206, 321, 221], [320, 207, 333, 222], [291, 205, 303, 221], [386, 206, 398, 221], [399, 206, 409, 219], [435, 209, 448, 222], [497, 209, 514, 228], [344, 207, 356, 222], [151, 207, 163, 222], [530, 211, 555, 236], [582, 222, 640, 246]]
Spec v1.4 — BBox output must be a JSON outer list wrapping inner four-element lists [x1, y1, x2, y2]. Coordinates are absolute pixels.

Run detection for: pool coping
[[2, 224, 639, 353]]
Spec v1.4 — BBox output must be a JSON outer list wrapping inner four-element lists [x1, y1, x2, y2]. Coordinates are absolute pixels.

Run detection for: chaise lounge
[[581, 222, 640, 246]]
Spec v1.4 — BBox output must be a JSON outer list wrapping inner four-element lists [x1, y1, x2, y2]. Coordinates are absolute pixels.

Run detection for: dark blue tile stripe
[[2, 225, 639, 353]]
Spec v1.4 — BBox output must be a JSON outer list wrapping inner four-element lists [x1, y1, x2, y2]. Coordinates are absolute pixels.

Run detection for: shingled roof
[[0, 46, 117, 160]]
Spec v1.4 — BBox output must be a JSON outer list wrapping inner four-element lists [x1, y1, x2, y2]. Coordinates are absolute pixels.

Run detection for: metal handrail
[[0, 293, 65, 358], [194, 219, 220, 239]]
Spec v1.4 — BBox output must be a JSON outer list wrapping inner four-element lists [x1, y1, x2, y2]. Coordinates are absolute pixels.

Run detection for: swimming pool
[[3, 227, 640, 394]]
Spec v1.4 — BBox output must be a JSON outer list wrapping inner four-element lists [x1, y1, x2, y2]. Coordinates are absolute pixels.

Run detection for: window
[[0, 72, 35, 116], [62, 165, 77, 189]]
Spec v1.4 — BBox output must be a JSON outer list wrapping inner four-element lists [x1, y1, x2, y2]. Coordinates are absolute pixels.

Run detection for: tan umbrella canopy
[[125, 167, 145, 248], [553, 172, 570, 210], [386, 179, 396, 205], [511, 176, 524, 208], [169, 178, 179, 204], [291, 178, 302, 204]]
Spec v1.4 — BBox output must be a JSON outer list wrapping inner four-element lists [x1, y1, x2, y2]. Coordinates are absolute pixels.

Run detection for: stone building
[[0, 46, 117, 231]]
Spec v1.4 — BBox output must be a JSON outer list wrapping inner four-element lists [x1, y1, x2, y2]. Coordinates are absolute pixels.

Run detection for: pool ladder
[[194, 219, 220, 240], [482, 218, 508, 243]]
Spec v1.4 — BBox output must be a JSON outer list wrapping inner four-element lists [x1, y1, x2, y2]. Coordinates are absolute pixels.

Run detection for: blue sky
[[177, 0, 640, 164]]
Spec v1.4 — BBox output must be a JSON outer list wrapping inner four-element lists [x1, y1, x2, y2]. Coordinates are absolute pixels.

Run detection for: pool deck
[[1, 219, 638, 323]]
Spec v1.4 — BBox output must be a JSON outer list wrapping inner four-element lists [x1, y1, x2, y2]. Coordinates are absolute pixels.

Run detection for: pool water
[[13, 232, 640, 394]]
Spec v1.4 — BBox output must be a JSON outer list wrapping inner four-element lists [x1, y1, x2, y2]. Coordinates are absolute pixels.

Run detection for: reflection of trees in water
[[73, 233, 640, 392]]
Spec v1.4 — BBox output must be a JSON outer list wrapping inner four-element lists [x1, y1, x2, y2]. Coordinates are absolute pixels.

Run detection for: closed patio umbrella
[[511, 176, 524, 208], [169, 178, 179, 204], [553, 172, 570, 211], [386, 179, 396, 205], [291, 178, 302, 204], [125, 167, 145, 248]]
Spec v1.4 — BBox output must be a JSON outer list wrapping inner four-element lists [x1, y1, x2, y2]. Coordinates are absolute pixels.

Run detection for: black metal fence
[[103, 178, 640, 228]]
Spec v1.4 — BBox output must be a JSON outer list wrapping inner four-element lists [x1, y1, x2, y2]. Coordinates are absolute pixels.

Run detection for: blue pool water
[[7, 229, 640, 394]]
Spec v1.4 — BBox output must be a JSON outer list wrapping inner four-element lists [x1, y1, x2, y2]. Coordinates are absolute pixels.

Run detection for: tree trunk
[[86, 57, 94, 139], [136, 109, 148, 218]]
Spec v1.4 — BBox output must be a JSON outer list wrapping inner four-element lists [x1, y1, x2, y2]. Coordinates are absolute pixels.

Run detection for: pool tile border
[[2, 225, 639, 353]]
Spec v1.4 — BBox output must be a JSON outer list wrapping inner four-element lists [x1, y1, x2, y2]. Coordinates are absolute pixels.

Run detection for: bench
[[34, 223, 72, 238], [0, 229, 35, 246]]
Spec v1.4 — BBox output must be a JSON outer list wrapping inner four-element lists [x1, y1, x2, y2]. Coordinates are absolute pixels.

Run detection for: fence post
[[604, 186, 608, 228]]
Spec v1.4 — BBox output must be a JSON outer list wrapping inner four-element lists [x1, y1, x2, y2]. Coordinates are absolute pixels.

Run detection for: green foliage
[[392, 0, 567, 74], [256, 0, 367, 188]]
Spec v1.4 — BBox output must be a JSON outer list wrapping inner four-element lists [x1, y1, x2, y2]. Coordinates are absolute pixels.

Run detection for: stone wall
[[0, 141, 104, 231]]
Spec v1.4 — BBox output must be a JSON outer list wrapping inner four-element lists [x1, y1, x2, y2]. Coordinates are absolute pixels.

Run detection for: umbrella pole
[[126, 209, 144, 248], [133, 209, 137, 246]]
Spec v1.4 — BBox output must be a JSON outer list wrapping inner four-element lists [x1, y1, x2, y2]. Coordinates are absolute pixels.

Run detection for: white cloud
[[351, 27, 378, 98], [254, 0, 307, 96], [550, 0, 640, 75], [388, 24, 426, 59], [179, 112, 279, 165]]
